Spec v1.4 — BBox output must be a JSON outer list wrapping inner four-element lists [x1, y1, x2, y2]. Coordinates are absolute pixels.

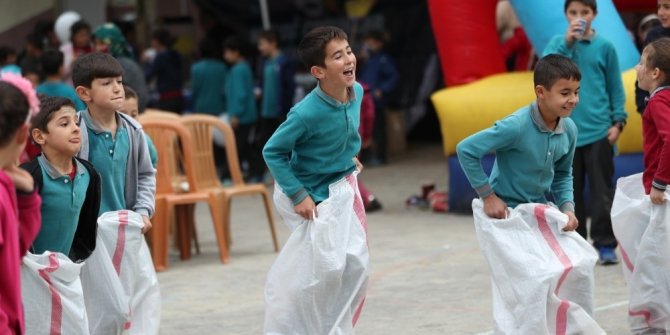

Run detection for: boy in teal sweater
[[457, 54, 580, 230], [262, 25, 366, 334], [224, 36, 264, 181], [543, 0, 626, 264], [36, 49, 86, 111], [21, 95, 100, 261], [263, 27, 362, 219]]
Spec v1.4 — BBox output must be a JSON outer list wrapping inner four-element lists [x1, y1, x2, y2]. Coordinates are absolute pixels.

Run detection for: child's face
[[636, 47, 660, 92], [565, 1, 596, 30], [659, 0, 670, 28], [258, 38, 276, 57], [78, 76, 125, 113], [33, 106, 81, 156], [313, 38, 356, 88], [536, 78, 580, 119], [73, 29, 91, 48], [120, 97, 139, 119], [224, 49, 239, 63]]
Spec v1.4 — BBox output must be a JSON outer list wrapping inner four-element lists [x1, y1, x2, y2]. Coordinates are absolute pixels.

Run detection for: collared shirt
[[456, 102, 577, 211], [32, 155, 89, 254], [263, 82, 363, 204], [81, 110, 129, 214]]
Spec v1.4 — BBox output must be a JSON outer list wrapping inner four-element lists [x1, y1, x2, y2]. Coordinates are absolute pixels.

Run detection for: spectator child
[[120, 85, 157, 168], [36, 49, 86, 111], [224, 36, 264, 182], [543, 0, 626, 264]]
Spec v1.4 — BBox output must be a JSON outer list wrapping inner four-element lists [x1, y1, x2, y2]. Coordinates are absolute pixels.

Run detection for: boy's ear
[[75, 86, 91, 102], [31, 128, 46, 145], [535, 85, 546, 98], [310, 65, 325, 80]]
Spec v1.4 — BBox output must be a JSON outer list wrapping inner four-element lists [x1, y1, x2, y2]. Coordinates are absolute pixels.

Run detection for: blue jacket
[[359, 51, 399, 108]]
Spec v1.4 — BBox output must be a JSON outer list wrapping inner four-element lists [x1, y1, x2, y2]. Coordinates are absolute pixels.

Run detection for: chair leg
[[208, 194, 230, 263], [223, 196, 232, 250], [151, 198, 169, 272], [261, 191, 280, 252], [188, 204, 200, 255], [176, 205, 191, 260]]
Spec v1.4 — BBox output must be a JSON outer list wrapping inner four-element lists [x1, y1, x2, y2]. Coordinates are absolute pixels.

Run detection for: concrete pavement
[[157, 143, 631, 334]]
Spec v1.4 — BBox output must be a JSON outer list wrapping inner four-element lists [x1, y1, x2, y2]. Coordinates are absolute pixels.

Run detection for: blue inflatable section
[[448, 153, 644, 213], [509, 0, 639, 70]]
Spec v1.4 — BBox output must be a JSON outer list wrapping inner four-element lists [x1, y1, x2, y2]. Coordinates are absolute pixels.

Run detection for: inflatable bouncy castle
[[429, 0, 655, 212]]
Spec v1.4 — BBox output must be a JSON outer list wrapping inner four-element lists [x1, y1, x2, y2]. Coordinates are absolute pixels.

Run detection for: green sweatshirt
[[263, 82, 363, 204]]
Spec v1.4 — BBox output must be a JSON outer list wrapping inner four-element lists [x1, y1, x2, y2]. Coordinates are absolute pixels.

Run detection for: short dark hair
[[258, 29, 280, 46], [224, 35, 247, 55], [564, 0, 597, 14], [298, 26, 348, 68], [534, 54, 581, 89], [40, 49, 64, 76], [0, 46, 16, 64], [152, 28, 175, 48], [31, 95, 75, 134], [645, 37, 670, 83], [123, 84, 137, 100], [198, 37, 222, 59], [0, 81, 30, 146], [70, 20, 91, 40], [71, 52, 124, 88], [363, 30, 386, 43]]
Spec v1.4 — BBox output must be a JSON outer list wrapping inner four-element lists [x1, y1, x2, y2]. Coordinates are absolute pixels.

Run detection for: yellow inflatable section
[[432, 69, 642, 156]]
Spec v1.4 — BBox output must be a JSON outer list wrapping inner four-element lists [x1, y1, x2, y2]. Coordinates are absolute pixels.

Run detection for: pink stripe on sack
[[38, 253, 63, 335], [112, 210, 129, 275], [618, 241, 634, 273], [629, 309, 652, 328], [352, 297, 366, 326], [346, 175, 368, 235], [534, 205, 573, 335]]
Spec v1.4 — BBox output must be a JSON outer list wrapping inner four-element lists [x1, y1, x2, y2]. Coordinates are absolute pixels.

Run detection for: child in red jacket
[[0, 73, 42, 335]]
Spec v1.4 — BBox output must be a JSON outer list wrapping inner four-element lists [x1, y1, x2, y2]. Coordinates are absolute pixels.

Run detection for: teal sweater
[[226, 61, 257, 125], [263, 82, 363, 204], [543, 33, 626, 147], [191, 59, 228, 115], [456, 103, 577, 212]]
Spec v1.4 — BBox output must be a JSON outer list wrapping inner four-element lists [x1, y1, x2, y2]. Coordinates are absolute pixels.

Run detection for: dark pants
[[573, 137, 617, 248], [258, 117, 282, 147], [372, 106, 387, 163], [235, 123, 265, 179], [157, 96, 184, 114]]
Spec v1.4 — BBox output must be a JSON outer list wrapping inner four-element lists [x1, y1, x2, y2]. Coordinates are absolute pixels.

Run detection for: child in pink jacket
[[0, 73, 42, 335]]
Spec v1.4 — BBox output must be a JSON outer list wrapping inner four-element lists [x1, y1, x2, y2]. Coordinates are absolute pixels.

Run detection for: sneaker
[[597, 247, 620, 265]]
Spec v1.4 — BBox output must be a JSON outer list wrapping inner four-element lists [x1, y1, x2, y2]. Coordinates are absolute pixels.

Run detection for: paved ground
[[157, 143, 631, 334]]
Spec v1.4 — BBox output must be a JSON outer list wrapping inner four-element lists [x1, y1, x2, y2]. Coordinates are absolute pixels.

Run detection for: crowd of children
[[3, 0, 670, 333]]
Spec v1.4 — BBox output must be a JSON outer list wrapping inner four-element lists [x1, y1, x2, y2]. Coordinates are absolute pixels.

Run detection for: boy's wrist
[[476, 184, 494, 199], [559, 201, 575, 214], [652, 179, 667, 191]]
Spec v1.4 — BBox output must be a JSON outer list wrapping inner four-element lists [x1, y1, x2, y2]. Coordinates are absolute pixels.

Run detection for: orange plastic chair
[[180, 114, 279, 253], [142, 119, 229, 271]]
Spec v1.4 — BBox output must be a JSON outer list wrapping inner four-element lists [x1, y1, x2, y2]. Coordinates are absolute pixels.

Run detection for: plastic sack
[[80, 236, 131, 335], [472, 199, 603, 335], [96, 210, 162, 335], [265, 173, 369, 335], [21, 251, 90, 335], [611, 173, 670, 333]]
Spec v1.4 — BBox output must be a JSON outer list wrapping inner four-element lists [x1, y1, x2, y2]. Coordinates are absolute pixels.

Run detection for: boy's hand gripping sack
[[264, 173, 369, 335], [472, 199, 604, 335], [611, 173, 670, 333], [21, 251, 90, 335]]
